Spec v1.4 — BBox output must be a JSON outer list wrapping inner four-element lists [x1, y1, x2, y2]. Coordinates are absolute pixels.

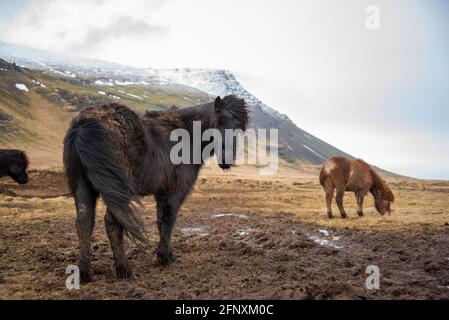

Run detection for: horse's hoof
[[327, 214, 334, 219], [341, 213, 348, 219], [116, 265, 135, 280], [156, 252, 176, 266], [80, 269, 92, 283], [357, 212, 364, 217]]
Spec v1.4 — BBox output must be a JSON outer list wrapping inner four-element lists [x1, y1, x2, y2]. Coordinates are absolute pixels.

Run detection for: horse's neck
[[178, 104, 215, 133]]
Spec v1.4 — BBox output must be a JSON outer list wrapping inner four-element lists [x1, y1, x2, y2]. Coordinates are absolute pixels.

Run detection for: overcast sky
[[0, 0, 448, 179]]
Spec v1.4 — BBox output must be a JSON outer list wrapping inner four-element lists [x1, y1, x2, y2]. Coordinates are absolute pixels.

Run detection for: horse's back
[[321, 156, 368, 189], [73, 103, 148, 180]]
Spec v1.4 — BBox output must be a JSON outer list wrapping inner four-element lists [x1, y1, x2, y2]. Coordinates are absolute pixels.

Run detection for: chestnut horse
[[319, 156, 394, 219]]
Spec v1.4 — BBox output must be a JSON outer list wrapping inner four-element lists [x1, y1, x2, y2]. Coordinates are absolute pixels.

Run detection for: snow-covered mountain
[[0, 42, 352, 165], [147, 68, 352, 164]]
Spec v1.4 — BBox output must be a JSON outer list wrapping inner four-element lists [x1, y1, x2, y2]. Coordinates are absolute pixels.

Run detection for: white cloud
[[0, 0, 169, 55]]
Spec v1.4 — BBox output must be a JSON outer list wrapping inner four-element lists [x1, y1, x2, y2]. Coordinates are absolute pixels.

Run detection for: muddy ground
[[1, 168, 449, 299]]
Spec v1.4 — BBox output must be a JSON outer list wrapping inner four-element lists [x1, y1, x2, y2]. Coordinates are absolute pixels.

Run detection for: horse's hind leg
[[74, 177, 98, 283], [155, 192, 186, 266], [104, 210, 134, 279], [323, 178, 334, 219], [335, 188, 348, 219]]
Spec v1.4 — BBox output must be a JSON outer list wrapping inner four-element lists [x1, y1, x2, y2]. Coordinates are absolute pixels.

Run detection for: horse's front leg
[[355, 190, 367, 217], [155, 192, 186, 266]]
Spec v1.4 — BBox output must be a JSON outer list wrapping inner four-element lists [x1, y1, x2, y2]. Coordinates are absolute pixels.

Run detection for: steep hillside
[[0, 58, 211, 168], [1, 42, 352, 166]]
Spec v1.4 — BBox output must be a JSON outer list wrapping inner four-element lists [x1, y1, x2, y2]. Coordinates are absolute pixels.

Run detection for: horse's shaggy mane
[[143, 95, 250, 131], [368, 165, 395, 202]]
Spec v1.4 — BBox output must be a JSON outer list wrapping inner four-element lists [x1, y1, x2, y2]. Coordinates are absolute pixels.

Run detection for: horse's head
[[213, 95, 249, 170], [374, 185, 395, 215], [6, 150, 29, 184]]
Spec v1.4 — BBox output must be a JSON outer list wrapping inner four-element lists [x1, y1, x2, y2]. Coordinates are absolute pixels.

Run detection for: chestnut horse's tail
[[63, 116, 148, 244]]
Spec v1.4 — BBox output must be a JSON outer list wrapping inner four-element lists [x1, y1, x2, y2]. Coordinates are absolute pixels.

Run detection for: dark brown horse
[[319, 156, 394, 219], [63, 95, 249, 282], [0, 149, 29, 184]]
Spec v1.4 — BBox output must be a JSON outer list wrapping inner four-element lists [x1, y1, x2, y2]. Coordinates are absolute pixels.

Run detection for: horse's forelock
[[221, 95, 250, 130]]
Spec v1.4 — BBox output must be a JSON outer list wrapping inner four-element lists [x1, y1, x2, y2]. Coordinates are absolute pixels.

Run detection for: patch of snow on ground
[[15, 83, 29, 92], [98, 91, 106, 95], [126, 93, 143, 100]]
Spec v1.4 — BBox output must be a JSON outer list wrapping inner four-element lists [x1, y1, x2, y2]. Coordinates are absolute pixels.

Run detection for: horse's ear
[[214, 96, 224, 113]]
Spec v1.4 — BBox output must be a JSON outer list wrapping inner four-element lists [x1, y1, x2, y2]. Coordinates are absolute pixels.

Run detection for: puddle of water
[[235, 228, 254, 237], [304, 228, 344, 250], [306, 234, 343, 249], [436, 285, 449, 290], [212, 213, 249, 219], [180, 227, 209, 237]]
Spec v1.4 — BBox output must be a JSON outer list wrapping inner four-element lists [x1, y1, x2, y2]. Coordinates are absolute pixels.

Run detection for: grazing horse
[[319, 156, 394, 219], [63, 95, 249, 282], [0, 149, 29, 184]]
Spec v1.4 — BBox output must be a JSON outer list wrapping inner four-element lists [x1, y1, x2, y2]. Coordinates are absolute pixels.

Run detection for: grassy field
[[1, 165, 448, 299]]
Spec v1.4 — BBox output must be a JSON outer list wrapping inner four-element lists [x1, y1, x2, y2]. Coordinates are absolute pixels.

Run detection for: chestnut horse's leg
[[155, 191, 187, 266], [355, 191, 366, 217], [74, 178, 98, 283], [335, 188, 348, 219], [104, 210, 134, 279], [322, 177, 334, 219], [325, 190, 334, 219]]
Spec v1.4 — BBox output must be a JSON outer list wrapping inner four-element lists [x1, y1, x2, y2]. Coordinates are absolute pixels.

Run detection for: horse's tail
[[319, 167, 328, 187], [63, 116, 148, 244]]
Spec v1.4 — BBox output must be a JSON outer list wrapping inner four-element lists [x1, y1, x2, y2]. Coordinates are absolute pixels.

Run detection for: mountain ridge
[[0, 42, 354, 166]]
